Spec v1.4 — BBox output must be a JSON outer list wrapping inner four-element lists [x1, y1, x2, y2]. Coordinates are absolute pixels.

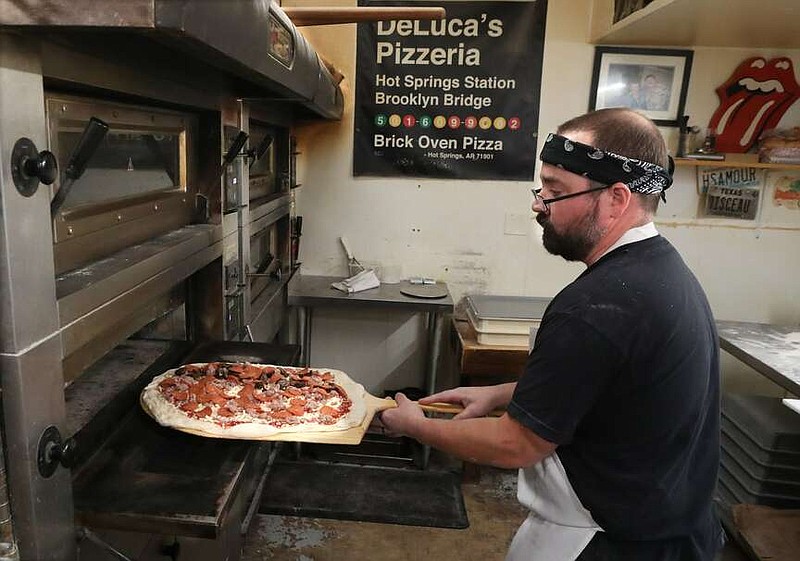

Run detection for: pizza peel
[[140, 391, 503, 445]]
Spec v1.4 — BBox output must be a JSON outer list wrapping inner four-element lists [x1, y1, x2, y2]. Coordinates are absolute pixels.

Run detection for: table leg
[[426, 312, 445, 394], [295, 306, 314, 460], [421, 311, 445, 469], [297, 306, 313, 367]]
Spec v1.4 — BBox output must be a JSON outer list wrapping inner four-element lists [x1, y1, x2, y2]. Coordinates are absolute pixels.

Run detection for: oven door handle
[[50, 117, 109, 218]]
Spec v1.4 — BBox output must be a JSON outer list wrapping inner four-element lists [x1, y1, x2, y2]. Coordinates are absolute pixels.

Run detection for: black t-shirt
[[508, 236, 722, 559]]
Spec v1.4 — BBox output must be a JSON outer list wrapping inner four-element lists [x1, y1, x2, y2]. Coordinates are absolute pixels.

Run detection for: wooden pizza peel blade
[[140, 392, 503, 445]]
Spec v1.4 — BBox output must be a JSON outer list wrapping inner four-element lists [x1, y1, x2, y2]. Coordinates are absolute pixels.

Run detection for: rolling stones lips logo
[[709, 57, 800, 153]]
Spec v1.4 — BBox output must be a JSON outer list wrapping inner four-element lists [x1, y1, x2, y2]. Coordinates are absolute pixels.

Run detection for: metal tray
[[722, 432, 800, 482], [720, 457, 800, 504], [465, 294, 549, 335], [722, 393, 800, 451], [721, 416, 800, 467], [718, 467, 800, 509]]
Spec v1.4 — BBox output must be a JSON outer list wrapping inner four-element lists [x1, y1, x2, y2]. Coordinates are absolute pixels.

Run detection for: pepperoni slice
[[287, 404, 305, 416], [319, 405, 339, 418]]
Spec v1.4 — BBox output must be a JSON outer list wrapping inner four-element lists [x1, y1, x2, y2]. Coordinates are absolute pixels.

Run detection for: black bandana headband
[[539, 133, 673, 201]]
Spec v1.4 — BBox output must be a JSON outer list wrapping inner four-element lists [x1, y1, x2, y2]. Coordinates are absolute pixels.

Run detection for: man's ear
[[608, 182, 632, 217]]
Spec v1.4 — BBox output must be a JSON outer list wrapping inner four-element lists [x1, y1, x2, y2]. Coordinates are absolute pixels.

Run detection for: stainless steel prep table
[[717, 320, 800, 396], [288, 275, 454, 467]]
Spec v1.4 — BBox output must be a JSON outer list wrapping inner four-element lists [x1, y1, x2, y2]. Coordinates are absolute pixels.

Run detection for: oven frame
[[0, 1, 343, 557], [0, 35, 292, 561], [0, 33, 77, 560]]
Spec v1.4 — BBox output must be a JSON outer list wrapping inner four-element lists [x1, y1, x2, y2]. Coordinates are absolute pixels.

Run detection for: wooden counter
[[451, 319, 528, 386]]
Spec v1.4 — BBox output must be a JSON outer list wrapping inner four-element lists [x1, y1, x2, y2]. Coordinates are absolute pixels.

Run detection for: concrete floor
[[241, 466, 525, 561], [240, 457, 751, 561]]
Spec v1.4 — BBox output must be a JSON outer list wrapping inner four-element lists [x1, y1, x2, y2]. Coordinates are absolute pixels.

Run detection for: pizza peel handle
[[373, 394, 505, 417], [419, 402, 504, 417]]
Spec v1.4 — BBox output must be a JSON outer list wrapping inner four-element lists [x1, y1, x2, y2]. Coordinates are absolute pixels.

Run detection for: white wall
[[288, 0, 800, 395]]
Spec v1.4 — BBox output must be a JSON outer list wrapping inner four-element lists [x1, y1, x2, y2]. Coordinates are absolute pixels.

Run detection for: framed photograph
[[589, 46, 693, 127]]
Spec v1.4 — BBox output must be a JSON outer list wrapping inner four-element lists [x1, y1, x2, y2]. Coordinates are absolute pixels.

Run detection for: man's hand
[[420, 384, 513, 419], [377, 393, 426, 437], [374, 385, 555, 469]]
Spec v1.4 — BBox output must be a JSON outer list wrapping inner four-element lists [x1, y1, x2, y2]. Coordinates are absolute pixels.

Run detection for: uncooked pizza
[[141, 362, 366, 438]]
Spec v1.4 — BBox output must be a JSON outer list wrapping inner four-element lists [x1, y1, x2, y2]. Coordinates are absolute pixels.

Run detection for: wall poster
[[773, 173, 800, 209], [353, 0, 547, 180], [698, 166, 764, 220]]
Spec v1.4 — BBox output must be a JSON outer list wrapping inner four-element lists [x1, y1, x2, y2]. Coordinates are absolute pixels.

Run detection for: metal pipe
[[282, 7, 446, 26], [0, 404, 19, 561], [76, 527, 133, 561], [0, 456, 19, 561]]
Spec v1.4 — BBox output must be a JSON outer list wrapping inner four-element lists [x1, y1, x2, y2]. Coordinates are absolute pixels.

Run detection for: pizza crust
[[141, 364, 367, 439]]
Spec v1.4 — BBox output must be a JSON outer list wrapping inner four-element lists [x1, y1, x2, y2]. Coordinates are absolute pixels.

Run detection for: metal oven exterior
[[0, 2, 343, 560]]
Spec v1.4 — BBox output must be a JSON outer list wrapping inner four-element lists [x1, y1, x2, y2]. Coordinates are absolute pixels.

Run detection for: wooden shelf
[[591, 0, 800, 49], [674, 153, 800, 170]]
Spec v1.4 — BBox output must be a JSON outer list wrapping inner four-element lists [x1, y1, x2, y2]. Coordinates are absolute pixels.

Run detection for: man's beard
[[536, 201, 604, 262]]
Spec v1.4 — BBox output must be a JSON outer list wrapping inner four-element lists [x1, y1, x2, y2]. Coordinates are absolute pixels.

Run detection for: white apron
[[505, 453, 602, 561]]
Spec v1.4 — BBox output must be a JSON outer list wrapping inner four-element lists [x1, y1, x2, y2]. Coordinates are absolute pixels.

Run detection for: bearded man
[[379, 108, 724, 561]]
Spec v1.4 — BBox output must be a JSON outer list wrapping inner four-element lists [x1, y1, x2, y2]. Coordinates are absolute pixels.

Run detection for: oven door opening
[[65, 276, 299, 561]]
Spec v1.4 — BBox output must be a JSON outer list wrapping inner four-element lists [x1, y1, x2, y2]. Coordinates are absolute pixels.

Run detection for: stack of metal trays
[[465, 295, 550, 347], [717, 393, 800, 509]]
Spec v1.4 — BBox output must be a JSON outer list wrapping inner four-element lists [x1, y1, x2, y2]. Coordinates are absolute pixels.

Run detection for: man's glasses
[[531, 184, 613, 213]]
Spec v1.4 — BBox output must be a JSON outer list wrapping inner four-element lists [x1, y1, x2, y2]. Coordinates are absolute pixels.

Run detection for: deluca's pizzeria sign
[[353, 0, 547, 180]]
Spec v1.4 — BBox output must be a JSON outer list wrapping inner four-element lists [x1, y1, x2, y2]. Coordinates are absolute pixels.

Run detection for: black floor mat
[[259, 461, 469, 529]]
